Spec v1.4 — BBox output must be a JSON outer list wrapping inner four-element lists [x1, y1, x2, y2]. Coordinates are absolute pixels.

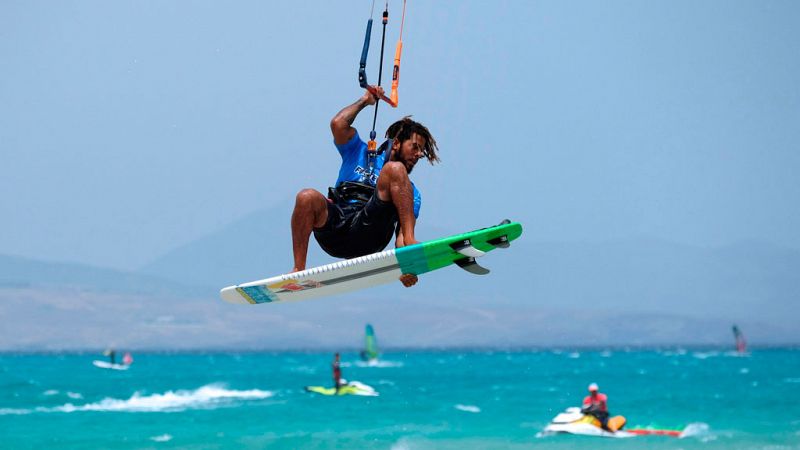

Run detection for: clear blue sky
[[2, 0, 799, 270]]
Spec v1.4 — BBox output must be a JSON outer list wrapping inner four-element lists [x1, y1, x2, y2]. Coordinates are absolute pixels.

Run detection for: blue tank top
[[334, 132, 421, 218]]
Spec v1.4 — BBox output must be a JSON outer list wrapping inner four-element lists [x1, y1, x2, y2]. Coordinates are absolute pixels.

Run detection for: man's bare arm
[[395, 229, 419, 287], [330, 88, 382, 145]]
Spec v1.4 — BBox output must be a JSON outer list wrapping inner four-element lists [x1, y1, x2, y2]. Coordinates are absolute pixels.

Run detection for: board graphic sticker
[[220, 220, 523, 304]]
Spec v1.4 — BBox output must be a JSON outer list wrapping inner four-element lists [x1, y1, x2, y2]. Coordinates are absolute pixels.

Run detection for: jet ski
[[542, 407, 682, 438], [543, 407, 631, 437], [304, 380, 378, 397], [92, 360, 130, 371], [93, 351, 133, 370]]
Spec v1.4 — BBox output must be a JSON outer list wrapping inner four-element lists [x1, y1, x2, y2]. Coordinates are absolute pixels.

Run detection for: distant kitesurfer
[[332, 353, 343, 393], [581, 383, 610, 430], [104, 348, 116, 365], [290, 86, 440, 287]]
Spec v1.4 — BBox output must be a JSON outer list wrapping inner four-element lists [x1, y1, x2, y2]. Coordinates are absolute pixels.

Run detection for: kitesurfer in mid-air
[[290, 86, 440, 287]]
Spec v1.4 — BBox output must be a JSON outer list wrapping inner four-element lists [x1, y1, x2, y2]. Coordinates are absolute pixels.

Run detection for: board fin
[[450, 239, 486, 257], [487, 219, 513, 248], [454, 256, 490, 275], [487, 235, 510, 248]]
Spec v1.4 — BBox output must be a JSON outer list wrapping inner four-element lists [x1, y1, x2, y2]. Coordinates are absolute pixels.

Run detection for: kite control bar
[[359, 0, 405, 109]]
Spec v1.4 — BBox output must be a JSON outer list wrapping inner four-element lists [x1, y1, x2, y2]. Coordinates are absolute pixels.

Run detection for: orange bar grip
[[366, 85, 397, 108], [390, 40, 403, 106]]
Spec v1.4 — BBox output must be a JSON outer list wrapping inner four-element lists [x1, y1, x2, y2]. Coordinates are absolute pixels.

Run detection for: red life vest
[[582, 393, 608, 412]]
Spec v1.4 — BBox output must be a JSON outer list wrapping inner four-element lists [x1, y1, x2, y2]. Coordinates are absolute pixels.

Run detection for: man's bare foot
[[399, 273, 418, 287], [291, 267, 303, 273]]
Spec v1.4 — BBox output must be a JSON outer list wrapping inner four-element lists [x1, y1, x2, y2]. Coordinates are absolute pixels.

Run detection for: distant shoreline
[[2, 345, 798, 355]]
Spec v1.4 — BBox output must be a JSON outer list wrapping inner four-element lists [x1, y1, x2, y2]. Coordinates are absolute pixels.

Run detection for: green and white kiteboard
[[220, 220, 523, 304]]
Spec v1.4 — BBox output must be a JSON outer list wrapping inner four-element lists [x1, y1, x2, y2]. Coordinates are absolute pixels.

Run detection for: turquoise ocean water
[[2, 349, 799, 449]]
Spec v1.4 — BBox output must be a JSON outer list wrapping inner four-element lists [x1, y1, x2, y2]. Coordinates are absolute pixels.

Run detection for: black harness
[[328, 140, 393, 205]]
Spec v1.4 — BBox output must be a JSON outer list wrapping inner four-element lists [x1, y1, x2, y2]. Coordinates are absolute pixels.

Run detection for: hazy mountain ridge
[[137, 206, 800, 322], [2, 206, 799, 350], [137, 200, 459, 289], [0, 253, 206, 297], [2, 285, 791, 351]]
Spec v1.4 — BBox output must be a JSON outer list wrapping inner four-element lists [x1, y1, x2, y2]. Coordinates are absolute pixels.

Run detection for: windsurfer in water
[[582, 383, 611, 430], [332, 353, 343, 393], [733, 325, 747, 353], [290, 86, 440, 288]]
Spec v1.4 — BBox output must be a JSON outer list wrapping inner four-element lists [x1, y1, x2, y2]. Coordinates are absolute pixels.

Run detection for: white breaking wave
[[454, 404, 481, 413], [355, 360, 404, 368], [42, 390, 82, 399], [150, 434, 173, 442], [390, 438, 414, 450], [0, 408, 31, 415], [692, 352, 720, 360], [680, 422, 712, 440], [39, 384, 272, 413]]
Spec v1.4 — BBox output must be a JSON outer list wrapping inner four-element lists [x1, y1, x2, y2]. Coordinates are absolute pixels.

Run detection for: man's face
[[392, 133, 427, 173], [590, 390, 598, 397]]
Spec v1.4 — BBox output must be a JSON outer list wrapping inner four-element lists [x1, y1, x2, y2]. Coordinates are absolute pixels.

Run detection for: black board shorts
[[313, 194, 398, 259]]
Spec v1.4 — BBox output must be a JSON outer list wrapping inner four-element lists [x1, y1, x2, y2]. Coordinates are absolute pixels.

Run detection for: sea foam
[[454, 404, 481, 413], [680, 422, 712, 440], [150, 434, 173, 442], [355, 360, 404, 368], [43, 384, 272, 413]]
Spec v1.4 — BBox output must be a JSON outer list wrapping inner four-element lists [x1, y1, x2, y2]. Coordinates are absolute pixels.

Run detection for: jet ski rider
[[582, 383, 610, 430], [332, 353, 342, 393]]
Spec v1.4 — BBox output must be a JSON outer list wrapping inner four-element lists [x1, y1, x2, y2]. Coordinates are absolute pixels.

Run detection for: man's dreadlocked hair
[[385, 116, 440, 164]]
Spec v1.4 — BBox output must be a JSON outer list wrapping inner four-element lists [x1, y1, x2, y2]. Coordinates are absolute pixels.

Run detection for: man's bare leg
[[376, 162, 419, 287], [291, 189, 328, 272]]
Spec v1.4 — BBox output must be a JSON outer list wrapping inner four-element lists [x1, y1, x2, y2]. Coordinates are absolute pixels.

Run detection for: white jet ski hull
[[92, 360, 130, 370]]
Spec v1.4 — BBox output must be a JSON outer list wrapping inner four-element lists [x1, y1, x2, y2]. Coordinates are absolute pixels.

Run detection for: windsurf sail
[[362, 324, 379, 361], [732, 325, 747, 353]]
